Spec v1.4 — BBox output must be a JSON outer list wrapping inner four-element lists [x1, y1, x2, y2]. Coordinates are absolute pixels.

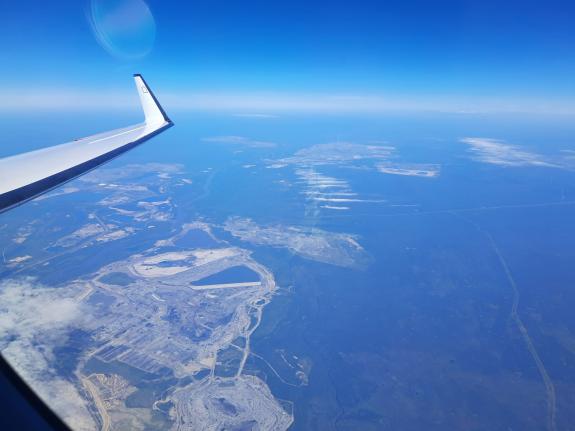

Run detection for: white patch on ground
[[321, 205, 351, 210], [8, 255, 32, 264], [223, 217, 369, 268], [34, 186, 80, 201], [267, 163, 288, 169], [81, 163, 183, 183], [13, 225, 34, 244], [377, 163, 440, 177], [278, 142, 394, 166]]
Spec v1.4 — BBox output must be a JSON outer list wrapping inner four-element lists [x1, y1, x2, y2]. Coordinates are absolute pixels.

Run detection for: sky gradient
[[1, 0, 575, 113]]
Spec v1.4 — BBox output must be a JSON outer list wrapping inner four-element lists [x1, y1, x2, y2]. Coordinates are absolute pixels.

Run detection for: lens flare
[[88, 0, 156, 60]]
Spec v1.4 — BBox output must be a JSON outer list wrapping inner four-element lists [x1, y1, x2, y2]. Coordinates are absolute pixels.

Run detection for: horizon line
[[1, 89, 575, 116]]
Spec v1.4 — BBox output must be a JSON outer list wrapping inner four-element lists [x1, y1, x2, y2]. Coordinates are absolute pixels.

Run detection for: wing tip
[[133, 73, 173, 126]]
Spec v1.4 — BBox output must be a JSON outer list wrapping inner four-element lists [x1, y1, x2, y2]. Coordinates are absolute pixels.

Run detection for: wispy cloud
[[461, 138, 561, 167], [202, 135, 277, 148], [232, 113, 279, 119]]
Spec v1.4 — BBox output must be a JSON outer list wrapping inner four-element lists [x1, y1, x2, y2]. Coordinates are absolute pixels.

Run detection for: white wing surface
[[0, 74, 173, 213]]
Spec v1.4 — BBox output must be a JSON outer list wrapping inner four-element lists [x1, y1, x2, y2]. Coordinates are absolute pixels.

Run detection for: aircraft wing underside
[[0, 74, 173, 214]]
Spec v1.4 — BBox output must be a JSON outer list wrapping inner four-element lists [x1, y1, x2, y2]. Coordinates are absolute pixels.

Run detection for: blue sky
[[1, 0, 575, 113]]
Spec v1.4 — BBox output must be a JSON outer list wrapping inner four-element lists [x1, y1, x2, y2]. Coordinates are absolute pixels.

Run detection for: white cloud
[[202, 135, 277, 148], [461, 138, 562, 168], [2, 339, 96, 431], [0, 279, 95, 430], [232, 113, 279, 119], [0, 278, 81, 337]]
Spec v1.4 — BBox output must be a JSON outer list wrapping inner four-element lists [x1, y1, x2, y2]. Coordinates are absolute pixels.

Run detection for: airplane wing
[[0, 74, 173, 214]]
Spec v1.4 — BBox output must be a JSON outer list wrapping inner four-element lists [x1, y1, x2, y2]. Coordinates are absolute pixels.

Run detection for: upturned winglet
[[134, 74, 172, 127]]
